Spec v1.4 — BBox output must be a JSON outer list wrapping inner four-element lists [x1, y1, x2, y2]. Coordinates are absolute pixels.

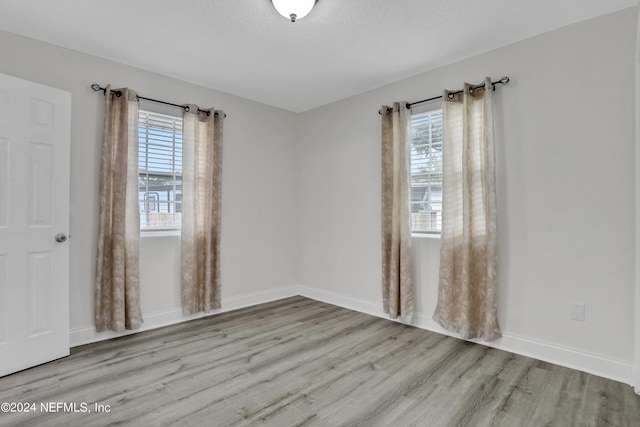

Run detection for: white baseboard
[[296, 285, 634, 386], [69, 286, 298, 347], [70, 284, 634, 386]]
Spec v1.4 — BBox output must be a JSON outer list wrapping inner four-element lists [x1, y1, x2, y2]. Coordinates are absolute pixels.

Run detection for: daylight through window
[[138, 110, 183, 231], [411, 108, 443, 233]]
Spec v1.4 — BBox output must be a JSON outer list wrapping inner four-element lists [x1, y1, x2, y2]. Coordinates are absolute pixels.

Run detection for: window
[[138, 110, 183, 232], [410, 108, 443, 233]]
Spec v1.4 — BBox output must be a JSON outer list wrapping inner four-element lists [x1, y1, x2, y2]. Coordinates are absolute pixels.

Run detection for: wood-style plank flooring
[[1, 296, 639, 426]]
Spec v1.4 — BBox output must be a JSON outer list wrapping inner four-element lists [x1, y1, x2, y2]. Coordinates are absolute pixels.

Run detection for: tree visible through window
[[411, 109, 443, 233], [138, 110, 183, 231]]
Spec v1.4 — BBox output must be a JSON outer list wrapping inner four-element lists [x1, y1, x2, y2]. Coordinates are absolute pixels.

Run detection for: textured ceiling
[[0, 0, 636, 112]]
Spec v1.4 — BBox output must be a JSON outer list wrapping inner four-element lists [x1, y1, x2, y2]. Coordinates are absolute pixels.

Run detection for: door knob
[[54, 233, 68, 243]]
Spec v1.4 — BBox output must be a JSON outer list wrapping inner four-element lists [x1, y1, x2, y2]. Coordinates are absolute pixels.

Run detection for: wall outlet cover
[[570, 303, 586, 321]]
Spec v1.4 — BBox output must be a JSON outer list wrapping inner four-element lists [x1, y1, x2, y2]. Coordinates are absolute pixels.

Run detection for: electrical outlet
[[570, 303, 585, 321]]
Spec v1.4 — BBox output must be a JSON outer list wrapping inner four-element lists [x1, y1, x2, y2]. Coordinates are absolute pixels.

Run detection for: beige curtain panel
[[95, 86, 143, 332], [181, 107, 224, 315], [381, 102, 415, 323], [433, 78, 501, 341]]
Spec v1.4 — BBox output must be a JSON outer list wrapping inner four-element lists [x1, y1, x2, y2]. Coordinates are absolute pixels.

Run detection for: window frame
[[410, 100, 443, 236], [137, 105, 184, 236]]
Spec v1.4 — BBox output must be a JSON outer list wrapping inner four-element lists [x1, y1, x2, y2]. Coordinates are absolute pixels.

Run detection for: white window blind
[[138, 110, 183, 231], [411, 108, 443, 233]]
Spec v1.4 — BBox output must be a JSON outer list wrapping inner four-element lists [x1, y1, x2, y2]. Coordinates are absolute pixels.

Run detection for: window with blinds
[[138, 110, 183, 232], [411, 108, 443, 233]]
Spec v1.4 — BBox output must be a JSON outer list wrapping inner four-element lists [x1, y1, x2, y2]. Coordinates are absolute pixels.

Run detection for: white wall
[[297, 8, 637, 378], [0, 30, 299, 343]]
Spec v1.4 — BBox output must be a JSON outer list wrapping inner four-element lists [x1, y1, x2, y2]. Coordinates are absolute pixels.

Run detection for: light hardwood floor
[[1, 296, 639, 426]]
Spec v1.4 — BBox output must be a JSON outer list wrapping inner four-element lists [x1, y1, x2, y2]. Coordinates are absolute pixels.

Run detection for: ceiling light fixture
[[271, 0, 317, 22]]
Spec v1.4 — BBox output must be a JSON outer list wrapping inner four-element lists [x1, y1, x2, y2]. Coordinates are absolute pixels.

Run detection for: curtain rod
[[90, 84, 226, 118], [379, 76, 509, 115]]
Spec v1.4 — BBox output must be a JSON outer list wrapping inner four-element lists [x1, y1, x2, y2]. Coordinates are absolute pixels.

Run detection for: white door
[[0, 73, 71, 377]]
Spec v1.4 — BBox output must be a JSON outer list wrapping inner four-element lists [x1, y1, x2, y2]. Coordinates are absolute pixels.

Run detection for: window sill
[[412, 232, 441, 240], [141, 230, 181, 238]]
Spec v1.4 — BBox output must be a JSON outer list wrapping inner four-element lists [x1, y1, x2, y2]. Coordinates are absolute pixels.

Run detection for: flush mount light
[[271, 0, 318, 22]]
